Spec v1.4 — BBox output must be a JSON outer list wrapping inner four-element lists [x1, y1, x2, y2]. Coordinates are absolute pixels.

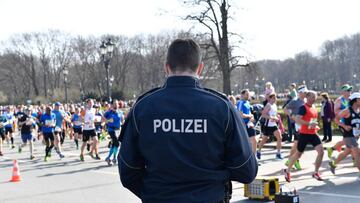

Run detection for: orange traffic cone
[[10, 160, 21, 182]]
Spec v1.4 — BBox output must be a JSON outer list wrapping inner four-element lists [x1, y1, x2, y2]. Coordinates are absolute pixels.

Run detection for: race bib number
[[353, 128, 360, 136], [95, 116, 102, 123], [74, 121, 82, 126], [45, 120, 54, 126]]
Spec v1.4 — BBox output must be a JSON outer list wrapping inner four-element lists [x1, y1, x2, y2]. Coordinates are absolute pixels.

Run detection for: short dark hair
[[241, 89, 249, 95], [166, 39, 202, 72]]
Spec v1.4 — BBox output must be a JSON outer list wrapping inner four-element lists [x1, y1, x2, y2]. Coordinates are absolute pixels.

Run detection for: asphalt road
[[1, 132, 359, 203]]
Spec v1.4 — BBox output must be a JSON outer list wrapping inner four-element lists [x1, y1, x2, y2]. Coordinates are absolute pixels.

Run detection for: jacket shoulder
[[203, 88, 229, 101], [135, 87, 162, 104]]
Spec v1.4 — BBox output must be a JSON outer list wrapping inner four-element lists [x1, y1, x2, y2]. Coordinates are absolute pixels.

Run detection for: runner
[[4, 106, 15, 149], [0, 108, 7, 156], [89, 104, 104, 156], [71, 106, 83, 150], [80, 99, 100, 161], [327, 84, 352, 158], [257, 93, 283, 160], [18, 108, 36, 159], [329, 92, 360, 180], [103, 100, 124, 166], [52, 102, 67, 158], [238, 89, 257, 154], [283, 85, 308, 170], [283, 90, 324, 182], [40, 106, 56, 162]]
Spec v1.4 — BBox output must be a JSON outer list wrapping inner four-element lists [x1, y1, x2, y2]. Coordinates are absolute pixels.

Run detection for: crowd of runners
[[0, 98, 126, 166], [230, 82, 360, 182], [0, 82, 359, 182]]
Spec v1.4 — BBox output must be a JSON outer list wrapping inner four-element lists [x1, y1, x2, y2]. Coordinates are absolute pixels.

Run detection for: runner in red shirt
[[283, 90, 324, 182]]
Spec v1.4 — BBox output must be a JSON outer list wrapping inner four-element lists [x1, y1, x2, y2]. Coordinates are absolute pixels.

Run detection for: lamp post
[[100, 38, 115, 102], [63, 69, 69, 103], [109, 75, 114, 100]]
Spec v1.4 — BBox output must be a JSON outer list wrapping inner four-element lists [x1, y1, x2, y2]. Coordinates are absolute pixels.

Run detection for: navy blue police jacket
[[119, 76, 258, 203]]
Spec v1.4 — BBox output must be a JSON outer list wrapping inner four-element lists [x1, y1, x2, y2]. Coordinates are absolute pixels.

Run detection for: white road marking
[[92, 170, 119, 175], [299, 191, 360, 199]]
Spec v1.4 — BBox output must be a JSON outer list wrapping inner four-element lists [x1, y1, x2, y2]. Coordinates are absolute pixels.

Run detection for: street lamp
[[63, 69, 69, 103], [100, 38, 115, 102]]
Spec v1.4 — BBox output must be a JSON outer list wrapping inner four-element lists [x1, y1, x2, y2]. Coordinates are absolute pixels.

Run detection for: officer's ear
[[164, 63, 171, 76], [196, 62, 204, 77]]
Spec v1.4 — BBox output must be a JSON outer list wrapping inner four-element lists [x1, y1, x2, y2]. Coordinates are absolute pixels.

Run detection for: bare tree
[[184, 0, 248, 94]]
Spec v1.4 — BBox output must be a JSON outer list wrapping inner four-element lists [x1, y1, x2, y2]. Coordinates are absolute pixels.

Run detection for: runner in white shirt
[[79, 99, 101, 161]]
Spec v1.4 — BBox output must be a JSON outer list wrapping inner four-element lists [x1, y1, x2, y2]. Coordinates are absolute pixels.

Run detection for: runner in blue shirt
[[71, 106, 83, 150], [238, 89, 256, 154], [4, 107, 15, 149], [52, 102, 67, 158], [0, 109, 7, 156], [103, 100, 124, 165], [40, 106, 56, 162]]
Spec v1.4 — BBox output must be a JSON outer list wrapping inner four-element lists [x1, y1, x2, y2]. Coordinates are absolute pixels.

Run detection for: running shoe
[[80, 154, 84, 162], [44, 156, 49, 162], [327, 147, 333, 159], [256, 150, 261, 160], [11, 145, 15, 149], [105, 158, 112, 166], [276, 153, 283, 160], [30, 155, 35, 160], [18, 146, 22, 153], [59, 153, 65, 159], [283, 169, 291, 182], [0, 151, 3, 156], [112, 158, 117, 165], [329, 161, 336, 174], [312, 172, 324, 181], [95, 154, 101, 160], [294, 160, 302, 170]]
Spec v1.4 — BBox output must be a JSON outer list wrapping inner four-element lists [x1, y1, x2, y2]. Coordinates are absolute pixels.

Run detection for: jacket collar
[[164, 76, 202, 88]]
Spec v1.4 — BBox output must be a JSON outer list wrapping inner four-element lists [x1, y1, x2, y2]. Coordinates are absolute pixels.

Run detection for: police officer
[[119, 39, 258, 203]]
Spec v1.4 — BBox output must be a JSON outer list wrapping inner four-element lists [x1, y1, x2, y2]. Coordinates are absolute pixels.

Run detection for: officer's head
[[165, 39, 203, 76]]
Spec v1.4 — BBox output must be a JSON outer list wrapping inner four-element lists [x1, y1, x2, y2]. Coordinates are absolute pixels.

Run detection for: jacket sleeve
[[224, 104, 258, 184], [118, 109, 145, 198]]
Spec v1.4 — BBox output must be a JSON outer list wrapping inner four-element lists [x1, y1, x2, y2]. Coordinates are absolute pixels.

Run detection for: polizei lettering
[[153, 119, 207, 134]]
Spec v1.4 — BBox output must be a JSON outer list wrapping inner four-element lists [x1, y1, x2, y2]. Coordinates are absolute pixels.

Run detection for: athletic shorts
[[263, 126, 278, 136], [83, 129, 97, 142], [246, 126, 256, 137], [0, 130, 5, 140], [293, 131, 299, 141], [43, 132, 55, 142], [343, 137, 359, 148], [297, 134, 322, 152], [73, 127, 83, 134], [21, 133, 33, 143], [5, 127, 13, 134]]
